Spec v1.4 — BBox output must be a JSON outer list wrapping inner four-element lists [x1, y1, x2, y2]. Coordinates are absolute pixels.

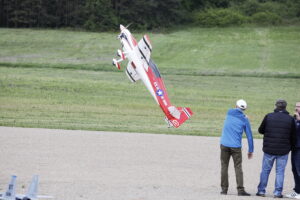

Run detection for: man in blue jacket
[[220, 99, 254, 196], [286, 101, 300, 199]]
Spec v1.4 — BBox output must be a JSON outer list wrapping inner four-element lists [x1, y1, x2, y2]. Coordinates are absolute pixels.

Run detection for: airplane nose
[[120, 24, 125, 31]]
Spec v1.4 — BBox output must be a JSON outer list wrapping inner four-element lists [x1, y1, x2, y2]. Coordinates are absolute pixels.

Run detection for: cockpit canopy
[[149, 59, 161, 78]]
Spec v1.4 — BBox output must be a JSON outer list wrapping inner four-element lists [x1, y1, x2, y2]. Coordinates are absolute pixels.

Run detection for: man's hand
[[248, 152, 253, 159]]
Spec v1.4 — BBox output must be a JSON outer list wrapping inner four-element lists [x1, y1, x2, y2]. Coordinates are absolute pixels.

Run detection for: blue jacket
[[220, 108, 254, 153]]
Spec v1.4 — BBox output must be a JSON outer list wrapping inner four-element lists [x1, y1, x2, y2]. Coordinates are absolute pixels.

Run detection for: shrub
[[193, 8, 247, 27], [236, 0, 299, 18], [250, 11, 282, 25], [232, 0, 298, 25], [238, 0, 261, 16]]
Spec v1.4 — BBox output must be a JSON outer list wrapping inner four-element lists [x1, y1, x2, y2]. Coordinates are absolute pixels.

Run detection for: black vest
[[295, 120, 300, 149], [259, 109, 294, 155]]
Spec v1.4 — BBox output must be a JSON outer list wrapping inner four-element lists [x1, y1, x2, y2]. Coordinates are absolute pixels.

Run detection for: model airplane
[[0, 175, 16, 200], [0, 175, 53, 200], [112, 25, 193, 128]]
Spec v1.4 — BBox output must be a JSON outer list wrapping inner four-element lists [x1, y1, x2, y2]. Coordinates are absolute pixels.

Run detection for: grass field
[[0, 26, 299, 136]]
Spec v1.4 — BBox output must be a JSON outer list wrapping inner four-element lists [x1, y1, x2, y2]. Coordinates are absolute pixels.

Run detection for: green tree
[[111, 0, 188, 29], [84, 0, 118, 31]]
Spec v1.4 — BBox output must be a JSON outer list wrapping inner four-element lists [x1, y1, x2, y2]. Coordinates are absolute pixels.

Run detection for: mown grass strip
[[1, 62, 299, 79], [0, 66, 299, 137]]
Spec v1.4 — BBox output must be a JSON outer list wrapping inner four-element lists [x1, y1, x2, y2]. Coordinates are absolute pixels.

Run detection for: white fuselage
[[119, 28, 158, 104]]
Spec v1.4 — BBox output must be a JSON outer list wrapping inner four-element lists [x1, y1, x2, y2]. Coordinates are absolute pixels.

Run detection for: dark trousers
[[292, 149, 300, 193], [220, 144, 244, 192]]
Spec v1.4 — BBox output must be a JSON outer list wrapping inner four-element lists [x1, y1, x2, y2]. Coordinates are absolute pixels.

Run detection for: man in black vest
[[256, 99, 295, 198], [286, 102, 300, 199]]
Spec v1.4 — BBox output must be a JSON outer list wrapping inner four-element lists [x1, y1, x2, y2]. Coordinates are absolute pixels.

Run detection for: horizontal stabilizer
[[165, 107, 193, 128], [168, 106, 181, 119]]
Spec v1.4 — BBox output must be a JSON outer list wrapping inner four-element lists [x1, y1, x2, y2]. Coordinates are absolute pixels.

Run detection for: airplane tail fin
[[25, 175, 54, 199], [165, 107, 193, 128], [26, 175, 38, 198], [1, 175, 17, 199]]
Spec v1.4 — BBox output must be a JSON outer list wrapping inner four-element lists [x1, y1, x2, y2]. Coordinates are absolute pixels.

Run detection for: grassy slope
[[0, 27, 299, 136], [1, 26, 300, 76]]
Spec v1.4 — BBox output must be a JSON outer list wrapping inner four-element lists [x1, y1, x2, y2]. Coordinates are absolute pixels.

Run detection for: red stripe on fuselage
[[145, 66, 173, 119], [131, 35, 137, 46]]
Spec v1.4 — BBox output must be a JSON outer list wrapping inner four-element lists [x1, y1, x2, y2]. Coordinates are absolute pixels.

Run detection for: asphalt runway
[[0, 127, 294, 200]]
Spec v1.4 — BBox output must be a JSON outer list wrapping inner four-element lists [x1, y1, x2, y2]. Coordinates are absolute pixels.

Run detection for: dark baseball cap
[[275, 99, 287, 109]]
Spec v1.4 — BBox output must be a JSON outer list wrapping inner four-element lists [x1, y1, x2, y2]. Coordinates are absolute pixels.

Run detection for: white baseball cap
[[236, 99, 247, 110]]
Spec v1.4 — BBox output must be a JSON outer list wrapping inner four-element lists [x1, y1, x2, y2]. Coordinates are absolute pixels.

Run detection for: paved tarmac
[[0, 127, 294, 200]]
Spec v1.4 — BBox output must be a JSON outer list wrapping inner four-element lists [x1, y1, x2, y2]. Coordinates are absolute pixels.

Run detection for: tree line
[[0, 0, 299, 31]]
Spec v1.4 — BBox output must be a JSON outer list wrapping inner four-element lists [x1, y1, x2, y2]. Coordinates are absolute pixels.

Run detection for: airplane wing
[[15, 194, 54, 199], [125, 62, 140, 83], [138, 35, 152, 63], [16, 194, 25, 198], [37, 195, 54, 199]]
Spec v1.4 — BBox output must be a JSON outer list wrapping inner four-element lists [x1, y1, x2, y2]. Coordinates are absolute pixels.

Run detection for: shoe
[[220, 190, 227, 195], [274, 194, 283, 198], [238, 191, 251, 196], [256, 192, 266, 197], [286, 192, 300, 199]]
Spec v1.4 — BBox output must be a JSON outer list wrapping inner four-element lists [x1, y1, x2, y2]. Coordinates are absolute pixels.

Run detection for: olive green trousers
[[220, 144, 244, 192]]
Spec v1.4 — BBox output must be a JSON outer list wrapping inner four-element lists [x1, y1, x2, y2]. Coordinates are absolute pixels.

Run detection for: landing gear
[[112, 58, 121, 70], [112, 49, 126, 70], [117, 49, 125, 60]]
